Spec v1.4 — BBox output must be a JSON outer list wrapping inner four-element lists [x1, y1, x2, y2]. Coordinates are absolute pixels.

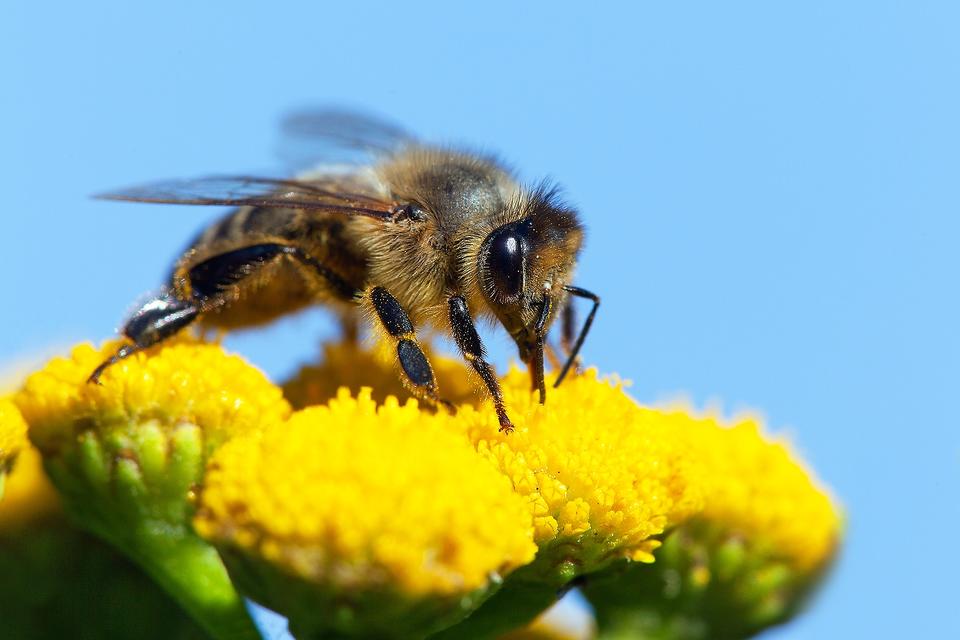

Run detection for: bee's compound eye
[[484, 226, 526, 301]]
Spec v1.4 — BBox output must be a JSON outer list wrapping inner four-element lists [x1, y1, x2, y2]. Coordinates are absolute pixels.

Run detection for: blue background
[[4, 2, 957, 638]]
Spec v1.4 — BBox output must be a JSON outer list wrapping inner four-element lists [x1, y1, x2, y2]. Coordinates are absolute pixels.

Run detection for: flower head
[[17, 338, 289, 457], [0, 441, 60, 530], [195, 387, 537, 638], [284, 339, 478, 409], [288, 348, 704, 584], [452, 368, 704, 580], [8, 336, 841, 639], [583, 410, 841, 639], [12, 338, 285, 640], [676, 413, 839, 571], [0, 396, 28, 498], [282, 347, 707, 638]]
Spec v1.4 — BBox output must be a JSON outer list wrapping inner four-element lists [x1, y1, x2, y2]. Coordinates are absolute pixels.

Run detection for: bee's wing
[[277, 108, 415, 169], [95, 175, 398, 220]]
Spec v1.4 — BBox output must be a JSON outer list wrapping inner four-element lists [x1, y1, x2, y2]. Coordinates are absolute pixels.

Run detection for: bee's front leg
[[554, 285, 600, 387], [366, 287, 452, 413], [448, 295, 513, 433]]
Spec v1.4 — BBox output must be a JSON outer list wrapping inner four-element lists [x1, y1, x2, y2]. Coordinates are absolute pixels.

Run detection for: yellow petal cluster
[[0, 397, 28, 503], [15, 338, 290, 456], [0, 396, 28, 471], [284, 339, 478, 409], [453, 368, 704, 567], [10, 335, 839, 634], [195, 388, 537, 596], [0, 443, 61, 530], [670, 411, 840, 570]]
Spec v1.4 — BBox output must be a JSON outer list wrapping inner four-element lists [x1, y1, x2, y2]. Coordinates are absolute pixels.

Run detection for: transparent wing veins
[[95, 175, 398, 220]]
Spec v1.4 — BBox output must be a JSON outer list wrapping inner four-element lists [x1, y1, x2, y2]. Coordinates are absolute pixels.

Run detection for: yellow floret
[[195, 387, 537, 597], [672, 411, 840, 570], [452, 368, 704, 572], [15, 338, 291, 456]]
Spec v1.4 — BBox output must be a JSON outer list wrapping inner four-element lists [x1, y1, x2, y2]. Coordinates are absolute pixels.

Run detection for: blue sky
[[4, 2, 958, 637]]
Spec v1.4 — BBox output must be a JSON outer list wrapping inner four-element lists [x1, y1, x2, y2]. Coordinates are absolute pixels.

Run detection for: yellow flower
[[17, 338, 290, 457], [287, 350, 704, 584], [195, 387, 537, 638], [197, 388, 536, 594], [11, 338, 286, 640], [452, 368, 703, 577], [0, 442, 60, 530], [9, 336, 841, 639], [0, 396, 28, 498], [582, 410, 841, 639], [0, 397, 27, 458], [284, 339, 478, 409], [676, 411, 840, 571], [278, 347, 706, 638]]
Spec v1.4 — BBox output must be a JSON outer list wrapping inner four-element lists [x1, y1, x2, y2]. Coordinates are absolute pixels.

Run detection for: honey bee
[[89, 110, 599, 432]]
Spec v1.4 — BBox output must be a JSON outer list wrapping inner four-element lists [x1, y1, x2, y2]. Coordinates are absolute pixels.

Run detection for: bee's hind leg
[[87, 292, 199, 384]]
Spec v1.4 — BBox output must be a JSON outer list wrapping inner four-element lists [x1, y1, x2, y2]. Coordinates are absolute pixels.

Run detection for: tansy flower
[[12, 338, 288, 640], [456, 368, 703, 569], [18, 339, 289, 456], [9, 337, 840, 639], [284, 339, 479, 409], [289, 350, 703, 575], [582, 411, 841, 640], [282, 347, 705, 638], [0, 439, 60, 530], [195, 387, 537, 639], [0, 397, 28, 499]]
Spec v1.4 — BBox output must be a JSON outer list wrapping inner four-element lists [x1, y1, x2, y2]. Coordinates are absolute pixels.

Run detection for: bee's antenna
[[554, 286, 600, 387]]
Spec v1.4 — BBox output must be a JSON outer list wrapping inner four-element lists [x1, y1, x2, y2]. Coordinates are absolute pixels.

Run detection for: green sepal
[[40, 420, 258, 640]]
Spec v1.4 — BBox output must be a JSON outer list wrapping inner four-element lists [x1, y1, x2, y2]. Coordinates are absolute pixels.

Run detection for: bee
[[89, 110, 599, 432]]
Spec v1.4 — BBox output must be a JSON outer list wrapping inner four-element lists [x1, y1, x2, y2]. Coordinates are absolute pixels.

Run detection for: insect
[[88, 110, 599, 432]]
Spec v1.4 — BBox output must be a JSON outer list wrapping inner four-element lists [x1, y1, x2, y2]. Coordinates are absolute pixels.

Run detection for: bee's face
[[478, 193, 583, 361]]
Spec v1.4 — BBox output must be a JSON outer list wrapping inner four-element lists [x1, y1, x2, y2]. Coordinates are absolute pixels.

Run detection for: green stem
[[127, 521, 261, 640]]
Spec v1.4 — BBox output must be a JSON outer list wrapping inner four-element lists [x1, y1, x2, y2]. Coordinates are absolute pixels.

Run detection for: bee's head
[[477, 186, 583, 370]]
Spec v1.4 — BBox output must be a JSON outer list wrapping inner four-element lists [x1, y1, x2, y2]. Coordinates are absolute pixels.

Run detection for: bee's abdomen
[[197, 206, 302, 245], [178, 207, 369, 330]]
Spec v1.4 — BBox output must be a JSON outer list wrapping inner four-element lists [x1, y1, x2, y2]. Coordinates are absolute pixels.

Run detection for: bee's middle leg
[[366, 286, 451, 412]]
